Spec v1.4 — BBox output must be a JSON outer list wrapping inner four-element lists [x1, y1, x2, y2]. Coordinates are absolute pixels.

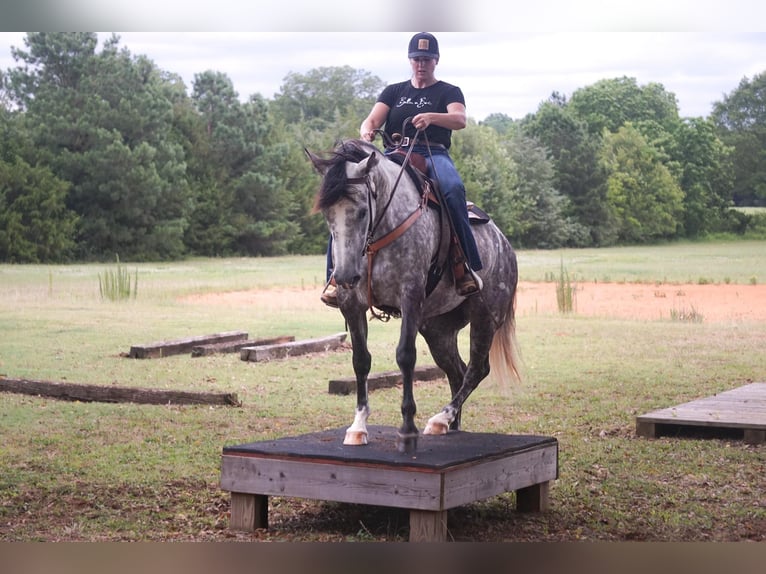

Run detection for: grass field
[[0, 240, 764, 541]]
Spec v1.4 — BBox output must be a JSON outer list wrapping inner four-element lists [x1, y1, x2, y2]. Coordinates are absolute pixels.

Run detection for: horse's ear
[[367, 151, 380, 172], [349, 150, 380, 179], [305, 148, 326, 174]]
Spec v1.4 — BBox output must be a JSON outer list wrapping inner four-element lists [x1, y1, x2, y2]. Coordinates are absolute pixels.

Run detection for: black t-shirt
[[377, 80, 465, 149]]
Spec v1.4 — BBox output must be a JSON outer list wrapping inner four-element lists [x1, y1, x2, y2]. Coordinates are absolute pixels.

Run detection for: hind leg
[[423, 310, 494, 435], [420, 307, 469, 432]]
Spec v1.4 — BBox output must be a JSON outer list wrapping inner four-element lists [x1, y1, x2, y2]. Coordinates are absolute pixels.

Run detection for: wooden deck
[[636, 382, 766, 444], [220, 426, 558, 542]]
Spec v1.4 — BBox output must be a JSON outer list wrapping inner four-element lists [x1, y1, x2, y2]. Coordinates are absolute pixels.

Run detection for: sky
[[1, 3, 766, 122]]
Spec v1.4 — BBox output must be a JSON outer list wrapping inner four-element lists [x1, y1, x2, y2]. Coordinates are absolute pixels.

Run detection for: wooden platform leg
[[229, 492, 268, 531], [744, 429, 766, 445], [516, 481, 550, 513], [409, 509, 447, 542], [635, 420, 657, 438]]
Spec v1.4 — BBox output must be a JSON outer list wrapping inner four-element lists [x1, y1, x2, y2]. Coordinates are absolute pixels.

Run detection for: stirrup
[[320, 277, 339, 308], [456, 267, 483, 297]]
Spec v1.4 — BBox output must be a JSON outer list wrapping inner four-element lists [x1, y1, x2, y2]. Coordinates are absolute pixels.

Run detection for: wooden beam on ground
[[240, 332, 347, 362], [128, 331, 248, 359], [191, 335, 295, 357], [328, 364, 445, 395], [0, 377, 241, 406]]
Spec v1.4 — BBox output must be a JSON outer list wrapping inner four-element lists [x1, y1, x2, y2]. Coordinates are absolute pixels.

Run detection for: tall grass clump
[[670, 304, 704, 323], [98, 255, 138, 301], [555, 258, 575, 314]]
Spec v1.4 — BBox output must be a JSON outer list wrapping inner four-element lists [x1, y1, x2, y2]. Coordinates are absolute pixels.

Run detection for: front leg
[[344, 405, 370, 445], [343, 307, 371, 446], [396, 294, 424, 453]]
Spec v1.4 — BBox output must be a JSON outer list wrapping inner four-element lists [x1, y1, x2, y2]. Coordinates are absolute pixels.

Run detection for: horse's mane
[[313, 139, 379, 212]]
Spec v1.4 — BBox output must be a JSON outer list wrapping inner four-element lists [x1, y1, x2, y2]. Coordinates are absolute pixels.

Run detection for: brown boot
[[320, 281, 339, 308], [455, 266, 482, 297]]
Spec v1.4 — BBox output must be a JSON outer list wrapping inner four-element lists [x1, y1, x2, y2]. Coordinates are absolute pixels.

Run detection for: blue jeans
[[406, 146, 482, 271], [325, 146, 482, 281]]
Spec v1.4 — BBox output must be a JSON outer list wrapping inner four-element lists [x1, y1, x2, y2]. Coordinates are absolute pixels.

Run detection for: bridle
[[346, 127, 436, 321]]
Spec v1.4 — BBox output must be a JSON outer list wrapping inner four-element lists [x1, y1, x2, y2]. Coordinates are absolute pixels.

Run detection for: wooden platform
[[636, 382, 766, 444], [220, 426, 558, 542]]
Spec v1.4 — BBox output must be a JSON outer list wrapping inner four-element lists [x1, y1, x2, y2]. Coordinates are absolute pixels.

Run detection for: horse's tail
[[488, 289, 522, 386]]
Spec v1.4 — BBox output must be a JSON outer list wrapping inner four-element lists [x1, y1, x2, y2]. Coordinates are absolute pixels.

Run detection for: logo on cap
[[408, 32, 439, 58]]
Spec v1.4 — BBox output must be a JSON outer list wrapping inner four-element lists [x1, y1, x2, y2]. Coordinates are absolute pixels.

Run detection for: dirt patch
[[516, 281, 766, 323], [183, 282, 766, 323]]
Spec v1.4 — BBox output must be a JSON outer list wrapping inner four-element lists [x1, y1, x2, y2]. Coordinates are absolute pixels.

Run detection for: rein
[[365, 179, 432, 321], [367, 127, 423, 240], [350, 128, 438, 321]]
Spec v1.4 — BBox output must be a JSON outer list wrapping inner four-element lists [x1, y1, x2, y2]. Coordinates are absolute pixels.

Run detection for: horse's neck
[[370, 163, 439, 276], [376, 164, 421, 222]]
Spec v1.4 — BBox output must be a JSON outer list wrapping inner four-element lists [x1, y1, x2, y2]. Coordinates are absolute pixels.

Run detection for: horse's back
[[476, 218, 516, 276], [471, 219, 517, 306], [420, 217, 516, 319]]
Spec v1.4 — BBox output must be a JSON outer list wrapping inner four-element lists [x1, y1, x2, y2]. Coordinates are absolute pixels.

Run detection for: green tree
[[0, 159, 77, 263], [505, 134, 588, 249], [190, 72, 296, 256], [600, 124, 684, 243], [269, 66, 386, 255], [280, 123, 329, 255], [5, 33, 190, 260], [569, 76, 681, 136], [6, 32, 98, 108], [185, 70, 242, 255], [0, 110, 77, 262], [674, 117, 734, 236], [480, 112, 517, 137], [160, 69, 228, 255], [451, 121, 523, 238], [710, 72, 766, 206], [453, 121, 582, 249], [0, 69, 11, 113], [272, 65, 383, 136], [522, 97, 613, 245]]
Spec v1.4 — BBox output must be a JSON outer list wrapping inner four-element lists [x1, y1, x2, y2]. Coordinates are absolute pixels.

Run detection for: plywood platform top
[[223, 425, 557, 471]]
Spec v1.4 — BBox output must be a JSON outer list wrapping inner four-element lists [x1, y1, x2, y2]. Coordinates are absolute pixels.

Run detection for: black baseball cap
[[408, 32, 439, 59]]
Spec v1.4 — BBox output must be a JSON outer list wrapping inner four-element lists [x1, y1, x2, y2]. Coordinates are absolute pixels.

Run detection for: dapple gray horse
[[307, 139, 520, 452]]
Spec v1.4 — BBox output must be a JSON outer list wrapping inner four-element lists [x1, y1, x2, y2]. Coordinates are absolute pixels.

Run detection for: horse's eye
[[357, 208, 368, 222]]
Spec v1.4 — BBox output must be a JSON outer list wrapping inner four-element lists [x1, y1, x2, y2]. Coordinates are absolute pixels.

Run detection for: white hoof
[[423, 411, 452, 435], [423, 421, 448, 435], [344, 407, 370, 445], [343, 430, 368, 445]]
